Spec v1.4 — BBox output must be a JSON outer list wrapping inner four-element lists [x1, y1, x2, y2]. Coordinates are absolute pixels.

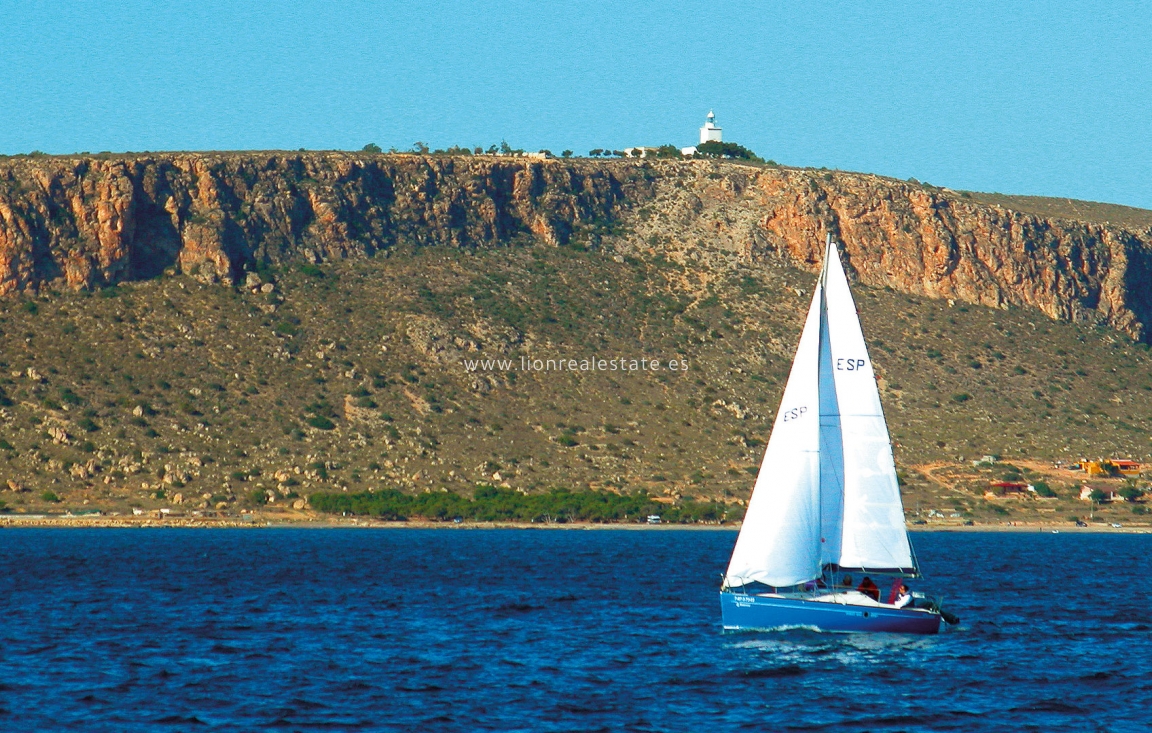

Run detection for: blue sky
[[2, 1, 1150, 208]]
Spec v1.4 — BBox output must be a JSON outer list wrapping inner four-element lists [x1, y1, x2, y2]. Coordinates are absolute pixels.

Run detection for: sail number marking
[[836, 358, 867, 371], [782, 406, 807, 422]]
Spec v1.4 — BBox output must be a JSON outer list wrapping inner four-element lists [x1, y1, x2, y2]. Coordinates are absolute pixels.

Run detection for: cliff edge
[[2, 153, 1151, 340]]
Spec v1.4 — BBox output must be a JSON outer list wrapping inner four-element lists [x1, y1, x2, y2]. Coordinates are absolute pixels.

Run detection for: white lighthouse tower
[[699, 110, 723, 144]]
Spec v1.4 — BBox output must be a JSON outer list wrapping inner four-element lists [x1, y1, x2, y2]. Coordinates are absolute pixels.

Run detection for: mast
[[817, 234, 846, 570]]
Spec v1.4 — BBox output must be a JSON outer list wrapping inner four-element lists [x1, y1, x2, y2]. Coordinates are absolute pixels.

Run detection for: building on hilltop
[[681, 110, 723, 156], [700, 110, 722, 144]]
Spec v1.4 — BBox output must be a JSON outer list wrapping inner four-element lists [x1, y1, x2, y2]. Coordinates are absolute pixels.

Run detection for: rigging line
[[818, 237, 845, 573], [815, 262, 828, 582]]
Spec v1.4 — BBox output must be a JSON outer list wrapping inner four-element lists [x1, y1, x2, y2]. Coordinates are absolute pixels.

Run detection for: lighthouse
[[699, 110, 722, 145]]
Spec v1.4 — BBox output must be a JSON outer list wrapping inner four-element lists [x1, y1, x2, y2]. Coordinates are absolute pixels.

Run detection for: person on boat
[[856, 576, 880, 601], [894, 583, 913, 608], [887, 578, 903, 604], [841, 575, 853, 590]]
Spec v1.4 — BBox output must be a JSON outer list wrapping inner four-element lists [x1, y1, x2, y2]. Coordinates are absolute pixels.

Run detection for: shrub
[[951, 393, 972, 403], [1032, 481, 1057, 498], [307, 486, 730, 524], [649, 144, 682, 159], [695, 140, 762, 161], [41, 491, 61, 503], [306, 415, 336, 430], [1119, 487, 1144, 502], [310, 462, 329, 480]]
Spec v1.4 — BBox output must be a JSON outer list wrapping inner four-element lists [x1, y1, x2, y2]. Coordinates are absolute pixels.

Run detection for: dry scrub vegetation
[[1, 237, 1151, 525]]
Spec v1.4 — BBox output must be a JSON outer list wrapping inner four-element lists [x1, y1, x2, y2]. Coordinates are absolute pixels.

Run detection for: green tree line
[[309, 485, 741, 524]]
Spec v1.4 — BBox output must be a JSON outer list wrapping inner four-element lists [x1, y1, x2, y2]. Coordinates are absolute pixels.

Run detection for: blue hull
[[720, 592, 942, 635]]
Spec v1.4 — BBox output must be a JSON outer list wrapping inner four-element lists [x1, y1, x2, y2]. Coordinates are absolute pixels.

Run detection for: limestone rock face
[[626, 164, 1152, 342], [2, 154, 1152, 340], [0, 153, 631, 294], [750, 170, 1152, 340]]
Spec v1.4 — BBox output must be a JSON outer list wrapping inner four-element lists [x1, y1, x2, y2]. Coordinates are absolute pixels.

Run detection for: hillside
[[1, 153, 1151, 526]]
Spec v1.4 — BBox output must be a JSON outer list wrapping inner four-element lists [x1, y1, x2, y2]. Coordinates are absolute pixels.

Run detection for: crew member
[[856, 576, 880, 601], [894, 583, 913, 608]]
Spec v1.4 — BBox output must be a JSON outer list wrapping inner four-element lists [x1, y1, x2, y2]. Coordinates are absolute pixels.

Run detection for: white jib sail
[[724, 283, 824, 588], [821, 241, 916, 573]]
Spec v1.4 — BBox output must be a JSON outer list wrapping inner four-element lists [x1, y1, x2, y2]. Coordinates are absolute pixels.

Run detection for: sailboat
[[720, 236, 952, 634]]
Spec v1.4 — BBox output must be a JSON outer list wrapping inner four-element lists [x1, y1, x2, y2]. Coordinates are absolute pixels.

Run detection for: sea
[[1, 528, 1149, 732]]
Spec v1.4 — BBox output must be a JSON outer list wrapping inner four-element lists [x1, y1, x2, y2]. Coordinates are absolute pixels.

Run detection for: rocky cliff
[[0, 153, 634, 293], [626, 164, 1152, 342], [2, 153, 1151, 340]]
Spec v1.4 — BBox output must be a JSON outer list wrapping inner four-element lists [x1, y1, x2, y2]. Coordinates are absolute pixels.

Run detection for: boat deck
[[755, 590, 894, 608]]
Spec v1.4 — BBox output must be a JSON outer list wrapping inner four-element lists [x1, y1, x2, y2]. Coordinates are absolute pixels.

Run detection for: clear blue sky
[[2, 1, 1150, 208]]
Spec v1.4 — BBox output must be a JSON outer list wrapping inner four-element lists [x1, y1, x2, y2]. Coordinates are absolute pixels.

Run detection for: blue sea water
[[0, 528, 1149, 732]]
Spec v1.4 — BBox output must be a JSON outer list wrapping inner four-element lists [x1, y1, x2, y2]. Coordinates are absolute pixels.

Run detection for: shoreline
[[1, 515, 1150, 533]]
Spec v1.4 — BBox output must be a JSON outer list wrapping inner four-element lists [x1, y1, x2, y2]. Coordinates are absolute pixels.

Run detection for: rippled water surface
[[1, 528, 1150, 731]]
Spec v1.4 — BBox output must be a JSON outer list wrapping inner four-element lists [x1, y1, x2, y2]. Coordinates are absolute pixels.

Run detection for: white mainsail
[[724, 238, 916, 589]]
